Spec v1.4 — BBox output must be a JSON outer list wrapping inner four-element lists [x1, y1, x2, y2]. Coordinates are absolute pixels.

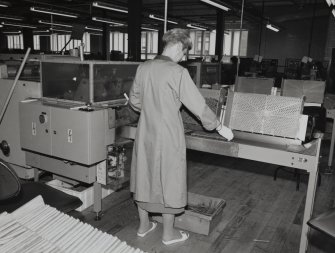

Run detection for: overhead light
[[85, 26, 102, 32], [3, 31, 21, 34], [90, 33, 103, 36], [34, 30, 50, 33], [142, 27, 158, 31], [0, 4, 8, 8], [92, 1, 128, 13], [266, 23, 279, 32], [92, 17, 124, 26], [39, 20, 72, 28], [1, 21, 36, 29], [30, 6, 78, 18], [0, 15, 23, 21], [200, 0, 229, 12], [332, 9, 335, 18], [149, 14, 178, 24], [325, 0, 332, 6], [0, 24, 2, 27], [50, 28, 72, 33], [186, 24, 207, 30]]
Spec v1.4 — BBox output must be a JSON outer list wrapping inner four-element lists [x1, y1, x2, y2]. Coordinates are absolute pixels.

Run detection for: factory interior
[[1, 0, 335, 252]]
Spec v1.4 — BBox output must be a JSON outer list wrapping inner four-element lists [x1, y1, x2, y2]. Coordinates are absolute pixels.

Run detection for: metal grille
[[181, 88, 222, 126], [281, 79, 326, 104], [235, 77, 274, 95], [224, 92, 303, 139]]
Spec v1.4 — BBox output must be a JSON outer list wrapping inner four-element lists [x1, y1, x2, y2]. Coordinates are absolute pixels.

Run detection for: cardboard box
[[46, 179, 114, 211], [153, 192, 226, 235]]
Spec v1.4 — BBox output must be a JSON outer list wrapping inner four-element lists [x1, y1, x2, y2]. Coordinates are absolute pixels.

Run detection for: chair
[[0, 158, 82, 213]]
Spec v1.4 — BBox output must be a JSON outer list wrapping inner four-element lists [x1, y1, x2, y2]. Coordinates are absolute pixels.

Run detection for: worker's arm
[[178, 68, 219, 131], [129, 67, 142, 112]]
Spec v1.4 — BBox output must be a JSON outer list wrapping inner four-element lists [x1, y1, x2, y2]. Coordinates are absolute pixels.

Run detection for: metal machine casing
[[40, 60, 139, 105], [183, 62, 220, 88], [19, 100, 115, 165], [0, 79, 41, 178]]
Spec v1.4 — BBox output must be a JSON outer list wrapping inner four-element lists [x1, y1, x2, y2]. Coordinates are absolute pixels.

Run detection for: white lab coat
[[129, 55, 219, 208]]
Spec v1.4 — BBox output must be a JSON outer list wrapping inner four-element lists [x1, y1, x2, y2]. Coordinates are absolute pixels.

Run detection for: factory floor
[[76, 138, 335, 253]]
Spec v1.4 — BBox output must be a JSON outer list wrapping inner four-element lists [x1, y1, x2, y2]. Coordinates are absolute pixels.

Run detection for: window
[[110, 31, 128, 59], [224, 29, 248, 57], [224, 31, 232, 56], [188, 30, 217, 58], [48, 32, 90, 52], [7, 34, 24, 49], [195, 31, 203, 55], [33, 35, 40, 50], [83, 33, 90, 52], [187, 29, 248, 58], [141, 31, 158, 60]]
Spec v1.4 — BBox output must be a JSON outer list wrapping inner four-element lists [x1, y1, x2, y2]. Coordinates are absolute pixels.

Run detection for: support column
[[23, 28, 33, 51], [127, 0, 142, 61], [102, 24, 110, 60], [215, 10, 225, 59], [158, 28, 164, 54], [0, 32, 7, 50], [258, 0, 265, 56], [40, 36, 50, 52]]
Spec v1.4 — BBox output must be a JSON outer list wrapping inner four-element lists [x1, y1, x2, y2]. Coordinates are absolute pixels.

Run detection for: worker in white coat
[[129, 28, 233, 245]]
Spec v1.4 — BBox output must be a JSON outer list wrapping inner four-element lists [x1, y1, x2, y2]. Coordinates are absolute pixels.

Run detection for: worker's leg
[[137, 205, 150, 234], [162, 213, 183, 241]]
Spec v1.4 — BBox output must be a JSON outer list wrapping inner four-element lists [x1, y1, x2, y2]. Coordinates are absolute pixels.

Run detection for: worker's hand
[[216, 124, 234, 141]]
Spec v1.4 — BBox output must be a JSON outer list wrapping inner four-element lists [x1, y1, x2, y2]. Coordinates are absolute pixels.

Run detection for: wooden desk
[[120, 125, 321, 253]]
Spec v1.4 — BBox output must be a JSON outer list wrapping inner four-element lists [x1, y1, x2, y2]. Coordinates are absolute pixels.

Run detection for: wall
[[247, 15, 329, 69], [324, 14, 335, 61]]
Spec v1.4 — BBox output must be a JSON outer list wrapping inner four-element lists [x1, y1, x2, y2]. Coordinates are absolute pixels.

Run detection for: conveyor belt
[[186, 130, 225, 141]]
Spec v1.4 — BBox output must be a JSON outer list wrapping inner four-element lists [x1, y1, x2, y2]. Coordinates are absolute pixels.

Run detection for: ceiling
[[0, 0, 331, 33]]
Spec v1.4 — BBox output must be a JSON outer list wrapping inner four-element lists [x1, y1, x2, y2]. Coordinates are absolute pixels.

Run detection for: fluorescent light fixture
[[39, 20, 72, 27], [332, 9, 335, 18], [92, 16, 124, 26], [30, 6, 78, 18], [142, 27, 158, 31], [200, 0, 229, 11], [325, 0, 332, 6], [50, 28, 72, 33], [266, 23, 279, 32], [92, 1, 128, 13], [149, 14, 178, 24], [1, 21, 36, 29], [3, 31, 21, 34], [90, 33, 103, 36], [0, 24, 2, 27], [186, 24, 207, 30], [0, 15, 23, 21], [0, 4, 8, 7], [34, 30, 50, 33], [85, 26, 102, 32]]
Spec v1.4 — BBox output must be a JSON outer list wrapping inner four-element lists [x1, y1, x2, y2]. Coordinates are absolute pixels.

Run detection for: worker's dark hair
[[162, 28, 193, 51]]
